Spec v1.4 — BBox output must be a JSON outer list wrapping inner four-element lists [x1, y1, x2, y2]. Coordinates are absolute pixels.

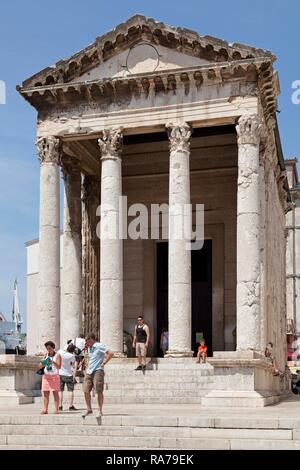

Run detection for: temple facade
[[19, 15, 292, 405]]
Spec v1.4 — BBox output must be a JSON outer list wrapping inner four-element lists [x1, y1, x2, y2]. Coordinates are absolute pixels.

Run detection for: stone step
[[104, 369, 213, 376], [0, 445, 166, 450], [105, 364, 213, 371], [1, 440, 300, 450], [107, 358, 212, 366], [35, 395, 204, 404], [2, 413, 298, 429], [103, 375, 214, 383], [105, 381, 214, 393], [0, 424, 292, 440], [3, 433, 300, 449], [0, 434, 161, 448], [73, 378, 214, 387], [71, 389, 211, 397]]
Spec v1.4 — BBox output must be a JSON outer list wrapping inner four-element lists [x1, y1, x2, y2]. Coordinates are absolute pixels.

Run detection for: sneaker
[[97, 411, 103, 418], [135, 365, 142, 370], [69, 405, 77, 411], [58, 406, 63, 411], [82, 409, 93, 418]]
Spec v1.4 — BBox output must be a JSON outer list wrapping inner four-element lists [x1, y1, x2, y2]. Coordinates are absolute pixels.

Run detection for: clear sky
[[0, 0, 299, 329]]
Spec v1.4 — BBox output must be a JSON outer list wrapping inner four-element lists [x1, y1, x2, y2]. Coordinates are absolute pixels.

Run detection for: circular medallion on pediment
[[126, 43, 160, 74]]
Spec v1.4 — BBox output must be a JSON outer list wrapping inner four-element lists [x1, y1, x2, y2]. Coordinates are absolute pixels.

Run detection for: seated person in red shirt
[[197, 339, 208, 364]]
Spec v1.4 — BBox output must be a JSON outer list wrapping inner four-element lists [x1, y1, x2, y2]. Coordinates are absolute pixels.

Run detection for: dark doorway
[[156, 241, 212, 356]]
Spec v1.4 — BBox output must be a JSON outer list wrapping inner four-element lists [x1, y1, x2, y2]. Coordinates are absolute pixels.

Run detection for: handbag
[[36, 367, 44, 375]]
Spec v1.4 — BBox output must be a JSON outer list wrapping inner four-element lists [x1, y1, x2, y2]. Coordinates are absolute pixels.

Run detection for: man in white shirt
[[71, 334, 86, 376], [58, 343, 77, 411]]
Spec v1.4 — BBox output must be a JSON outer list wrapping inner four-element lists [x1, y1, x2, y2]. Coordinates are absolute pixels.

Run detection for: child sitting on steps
[[197, 339, 208, 364]]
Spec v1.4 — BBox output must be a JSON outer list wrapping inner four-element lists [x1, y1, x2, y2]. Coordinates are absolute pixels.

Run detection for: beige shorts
[[136, 342, 147, 357], [83, 370, 104, 394]]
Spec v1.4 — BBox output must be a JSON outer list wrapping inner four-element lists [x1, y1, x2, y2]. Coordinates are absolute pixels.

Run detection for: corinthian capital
[[36, 136, 61, 164], [166, 122, 192, 153], [236, 115, 262, 146], [98, 128, 123, 158]]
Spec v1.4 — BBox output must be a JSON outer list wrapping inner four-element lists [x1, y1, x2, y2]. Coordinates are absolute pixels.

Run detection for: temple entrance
[[156, 240, 212, 356]]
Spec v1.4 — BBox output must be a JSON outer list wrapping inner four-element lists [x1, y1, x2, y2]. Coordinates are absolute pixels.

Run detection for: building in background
[[0, 280, 25, 353], [286, 158, 300, 360]]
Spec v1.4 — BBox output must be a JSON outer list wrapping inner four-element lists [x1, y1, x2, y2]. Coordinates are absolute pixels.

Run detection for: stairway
[[0, 401, 300, 449], [36, 359, 215, 405]]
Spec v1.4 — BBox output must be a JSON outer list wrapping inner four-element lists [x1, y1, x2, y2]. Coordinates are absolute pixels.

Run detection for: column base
[[203, 351, 291, 408], [202, 390, 289, 408], [165, 350, 194, 358]]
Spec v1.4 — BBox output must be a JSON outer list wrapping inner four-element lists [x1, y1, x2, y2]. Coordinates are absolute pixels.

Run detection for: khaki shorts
[[136, 342, 147, 357], [83, 370, 104, 394]]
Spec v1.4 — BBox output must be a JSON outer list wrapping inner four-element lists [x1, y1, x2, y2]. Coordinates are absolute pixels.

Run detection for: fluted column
[[82, 175, 100, 337], [98, 129, 124, 355], [36, 136, 61, 352], [166, 122, 193, 357], [236, 115, 262, 351], [60, 157, 82, 347]]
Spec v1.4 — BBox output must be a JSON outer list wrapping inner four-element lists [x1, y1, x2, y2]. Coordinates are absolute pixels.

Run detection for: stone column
[[166, 122, 193, 357], [82, 175, 100, 337], [236, 115, 262, 351], [36, 136, 61, 353], [60, 158, 82, 347], [98, 129, 124, 355]]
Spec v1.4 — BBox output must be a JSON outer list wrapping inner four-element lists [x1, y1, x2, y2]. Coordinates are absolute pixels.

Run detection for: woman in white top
[[38, 341, 61, 415]]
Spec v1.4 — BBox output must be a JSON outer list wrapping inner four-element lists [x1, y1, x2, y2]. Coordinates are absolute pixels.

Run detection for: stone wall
[[286, 198, 300, 334], [264, 166, 287, 370]]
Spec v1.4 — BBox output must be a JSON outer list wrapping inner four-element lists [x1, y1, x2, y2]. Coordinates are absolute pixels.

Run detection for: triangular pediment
[[70, 42, 211, 82], [20, 14, 275, 89]]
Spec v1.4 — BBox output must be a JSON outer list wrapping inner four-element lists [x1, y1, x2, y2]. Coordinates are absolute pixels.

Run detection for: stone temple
[[2, 15, 293, 408]]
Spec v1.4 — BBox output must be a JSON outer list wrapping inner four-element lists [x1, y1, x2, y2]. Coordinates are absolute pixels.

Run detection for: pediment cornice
[[17, 57, 278, 120], [18, 14, 276, 90]]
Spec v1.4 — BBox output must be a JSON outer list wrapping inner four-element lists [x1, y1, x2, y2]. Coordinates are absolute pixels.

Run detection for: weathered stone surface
[[99, 129, 124, 354], [36, 137, 61, 351], [61, 159, 82, 345], [166, 123, 193, 357], [236, 115, 262, 351]]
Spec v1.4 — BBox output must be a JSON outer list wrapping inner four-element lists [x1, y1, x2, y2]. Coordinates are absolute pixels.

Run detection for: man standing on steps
[[133, 316, 150, 371], [82, 332, 114, 418]]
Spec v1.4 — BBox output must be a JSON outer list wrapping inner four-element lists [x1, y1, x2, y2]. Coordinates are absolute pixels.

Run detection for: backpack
[[73, 338, 82, 356]]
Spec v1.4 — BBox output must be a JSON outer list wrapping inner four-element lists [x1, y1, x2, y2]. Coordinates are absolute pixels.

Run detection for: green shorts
[[60, 375, 74, 392]]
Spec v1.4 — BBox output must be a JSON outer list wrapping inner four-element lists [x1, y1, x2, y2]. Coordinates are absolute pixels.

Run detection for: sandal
[[40, 410, 48, 415]]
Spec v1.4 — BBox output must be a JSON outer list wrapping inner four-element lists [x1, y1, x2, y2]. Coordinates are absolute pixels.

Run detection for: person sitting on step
[[197, 339, 208, 364], [265, 342, 282, 376]]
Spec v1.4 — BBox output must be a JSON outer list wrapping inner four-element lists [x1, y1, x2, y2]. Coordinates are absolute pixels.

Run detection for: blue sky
[[0, 0, 299, 329]]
